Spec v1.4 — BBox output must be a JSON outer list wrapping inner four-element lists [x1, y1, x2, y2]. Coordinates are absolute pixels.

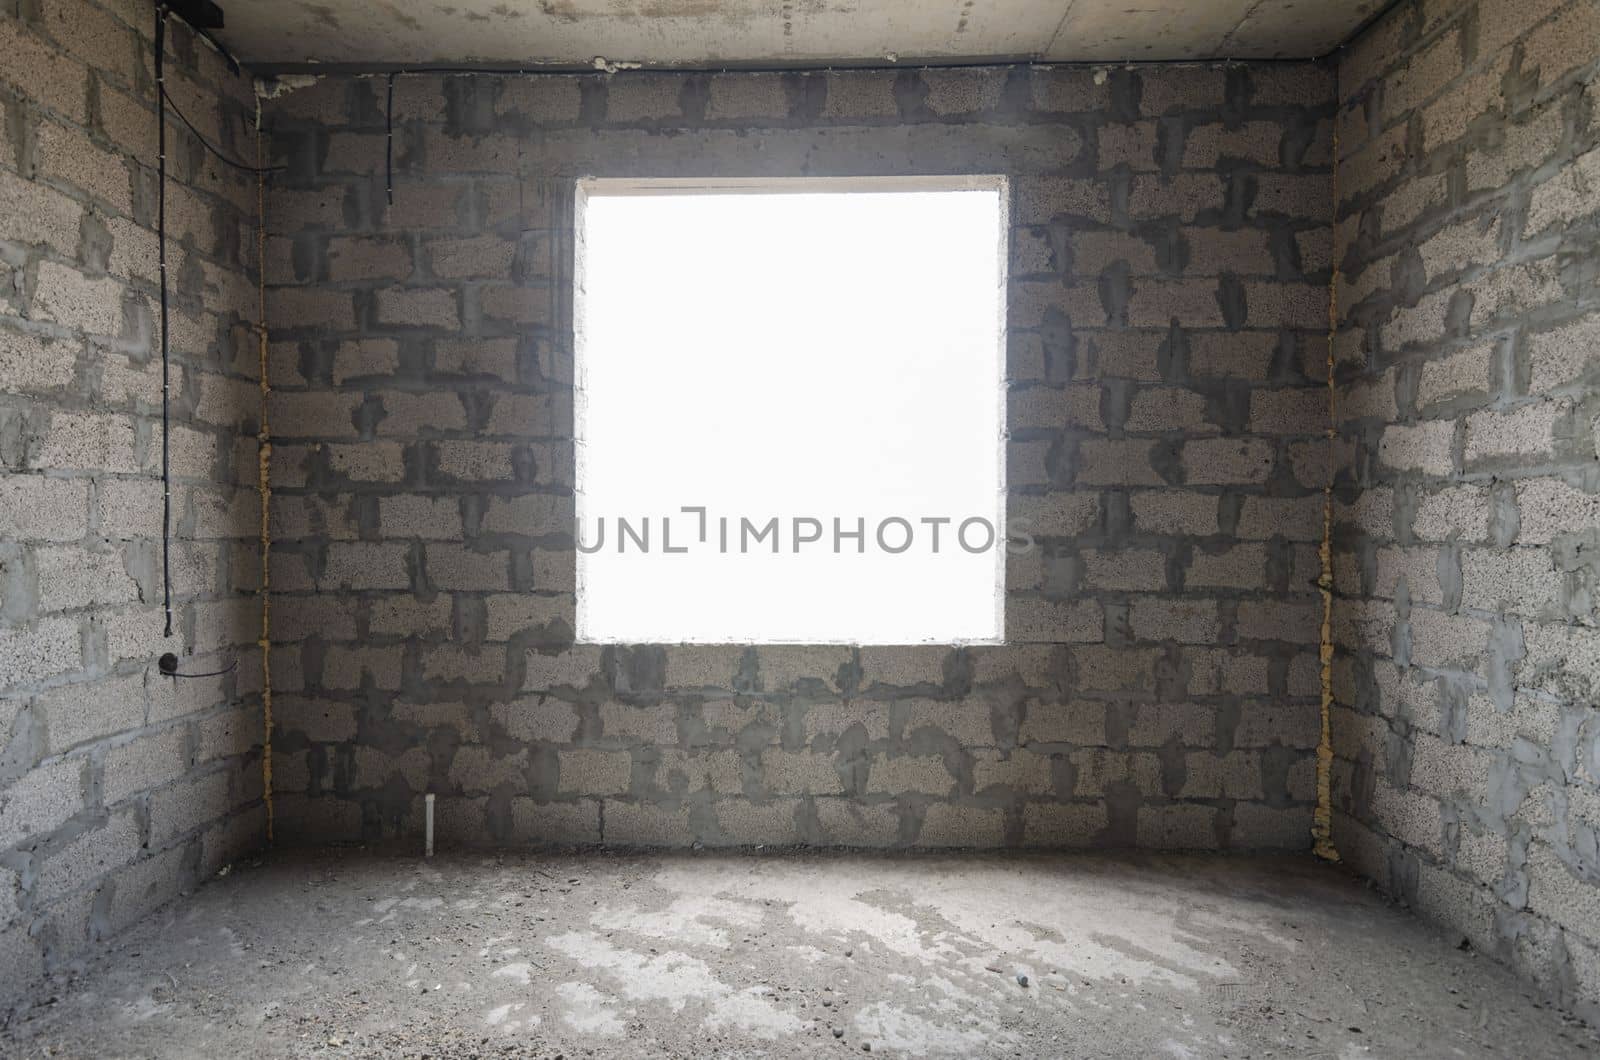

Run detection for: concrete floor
[[1, 849, 1593, 1059]]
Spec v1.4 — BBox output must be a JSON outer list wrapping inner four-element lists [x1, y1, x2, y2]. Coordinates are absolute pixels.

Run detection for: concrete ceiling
[[221, 0, 1385, 70]]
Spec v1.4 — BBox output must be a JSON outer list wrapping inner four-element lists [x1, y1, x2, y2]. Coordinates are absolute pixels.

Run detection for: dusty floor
[[1, 848, 1593, 1059]]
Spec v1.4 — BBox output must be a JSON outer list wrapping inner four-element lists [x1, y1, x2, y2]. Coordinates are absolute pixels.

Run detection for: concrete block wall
[[0, 0, 266, 1007], [260, 62, 1335, 850], [1329, 0, 1600, 1019]]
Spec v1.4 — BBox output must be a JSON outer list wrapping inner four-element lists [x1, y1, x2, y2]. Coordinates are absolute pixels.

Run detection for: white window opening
[[575, 176, 1007, 645]]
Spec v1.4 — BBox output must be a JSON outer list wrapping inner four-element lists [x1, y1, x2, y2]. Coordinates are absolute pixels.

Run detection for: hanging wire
[[161, 84, 287, 175], [156, 3, 173, 638], [154, 4, 285, 644]]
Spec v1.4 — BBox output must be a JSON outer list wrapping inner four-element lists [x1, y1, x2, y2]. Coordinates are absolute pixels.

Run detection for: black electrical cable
[[158, 652, 239, 679], [154, 2, 283, 646], [161, 85, 287, 175], [385, 71, 396, 205], [157, 4, 173, 639]]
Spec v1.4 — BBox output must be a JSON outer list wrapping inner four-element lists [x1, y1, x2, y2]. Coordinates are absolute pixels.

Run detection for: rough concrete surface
[[220, 0, 1382, 69], [2, 848, 1594, 1058]]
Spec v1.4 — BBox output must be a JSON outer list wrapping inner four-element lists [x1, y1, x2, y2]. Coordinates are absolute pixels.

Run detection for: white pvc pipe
[[424, 793, 435, 857]]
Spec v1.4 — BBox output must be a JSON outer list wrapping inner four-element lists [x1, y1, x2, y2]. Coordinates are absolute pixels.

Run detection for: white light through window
[[575, 177, 1006, 645]]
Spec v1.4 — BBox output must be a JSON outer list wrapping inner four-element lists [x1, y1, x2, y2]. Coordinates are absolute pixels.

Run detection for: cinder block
[[1130, 597, 1221, 644], [321, 541, 410, 590], [705, 73, 789, 120], [1185, 227, 1275, 276], [820, 71, 897, 119], [1378, 420, 1455, 475], [1232, 803, 1311, 849], [1018, 700, 1105, 745], [898, 698, 994, 748], [1127, 279, 1225, 327], [434, 440, 513, 480], [379, 495, 460, 539], [425, 543, 509, 591], [1526, 315, 1600, 395], [917, 803, 1004, 847], [491, 698, 578, 744], [559, 749, 632, 795], [327, 237, 413, 282], [866, 754, 953, 796], [0, 924, 45, 999], [1187, 544, 1268, 590], [1464, 400, 1565, 463], [1076, 439, 1163, 486], [1460, 547, 1561, 616], [273, 696, 358, 743], [434, 337, 517, 378], [604, 75, 685, 122], [331, 341, 400, 390], [320, 644, 403, 689], [37, 673, 142, 753], [1136, 804, 1218, 848], [921, 68, 1003, 115], [32, 408, 139, 470], [1183, 438, 1275, 484], [147, 770, 229, 848], [972, 748, 1054, 793], [1129, 491, 1218, 536], [0, 476, 87, 542], [1189, 332, 1277, 379], [654, 749, 742, 795], [0, 617, 82, 690], [802, 701, 889, 743], [714, 799, 804, 845], [603, 801, 692, 845], [1237, 496, 1323, 542], [428, 235, 516, 279], [599, 702, 677, 746], [422, 129, 518, 173], [1249, 389, 1328, 435], [1011, 492, 1100, 537], [1006, 597, 1103, 644], [1012, 177, 1112, 225], [1180, 750, 1262, 798], [1514, 477, 1600, 545], [1407, 607, 1493, 671], [446, 746, 529, 791], [1021, 803, 1105, 846], [1372, 546, 1444, 605], [1125, 388, 1215, 433], [1097, 121, 1158, 171], [1526, 144, 1600, 236], [1070, 749, 1152, 798], [1183, 122, 1282, 167], [376, 287, 458, 328], [267, 288, 355, 331], [1008, 383, 1103, 431], [815, 799, 900, 846], [496, 79, 583, 122], [322, 132, 387, 174], [0, 758, 84, 849], [1236, 600, 1320, 644], [509, 798, 600, 843], [105, 844, 188, 935], [1128, 175, 1225, 223]]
